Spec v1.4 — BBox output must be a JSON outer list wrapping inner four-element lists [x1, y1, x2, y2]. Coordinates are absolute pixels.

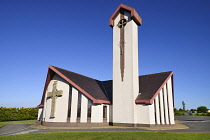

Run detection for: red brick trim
[[37, 68, 55, 108], [37, 104, 44, 108], [135, 72, 174, 105], [109, 4, 142, 27], [49, 65, 111, 105]]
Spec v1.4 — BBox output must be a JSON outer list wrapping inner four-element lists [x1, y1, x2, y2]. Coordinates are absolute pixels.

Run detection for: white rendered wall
[[136, 104, 155, 124], [43, 74, 69, 122], [38, 108, 43, 121], [107, 105, 110, 122], [154, 94, 160, 124], [91, 104, 103, 123], [112, 11, 139, 124], [163, 84, 169, 124], [70, 87, 78, 122], [153, 80, 175, 125], [159, 89, 165, 124], [167, 77, 175, 124], [80, 94, 88, 123]]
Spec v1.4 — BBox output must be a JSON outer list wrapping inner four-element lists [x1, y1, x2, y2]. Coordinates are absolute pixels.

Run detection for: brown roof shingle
[[38, 65, 173, 107], [52, 66, 110, 102], [137, 71, 173, 102]]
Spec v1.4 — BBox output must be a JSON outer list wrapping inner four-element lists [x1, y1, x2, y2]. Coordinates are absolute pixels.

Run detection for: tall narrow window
[[166, 83, 171, 124], [162, 88, 166, 124], [154, 99, 157, 124], [158, 93, 162, 124], [103, 106, 107, 118], [87, 100, 92, 118], [77, 92, 82, 118], [67, 86, 72, 118]]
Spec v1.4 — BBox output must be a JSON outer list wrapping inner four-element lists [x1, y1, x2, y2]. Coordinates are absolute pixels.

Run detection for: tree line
[[0, 107, 38, 121], [174, 106, 210, 116]]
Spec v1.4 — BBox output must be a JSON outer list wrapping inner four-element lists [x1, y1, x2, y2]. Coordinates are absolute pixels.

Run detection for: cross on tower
[[47, 81, 63, 118], [117, 19, 127, 28], [118, 14, 127, 81]]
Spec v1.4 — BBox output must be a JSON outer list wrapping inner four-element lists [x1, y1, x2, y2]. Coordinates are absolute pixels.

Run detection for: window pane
[[67, 86, 72, 118], [77, 92, 82, 118], [87, 100, 92, 118]]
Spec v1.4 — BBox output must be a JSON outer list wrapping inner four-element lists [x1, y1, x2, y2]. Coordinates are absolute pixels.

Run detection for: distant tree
[[190, 109, 197, 113], [197, 106, 208, 113], [179, 108, 184, 111], [182, 101, 186, 110]]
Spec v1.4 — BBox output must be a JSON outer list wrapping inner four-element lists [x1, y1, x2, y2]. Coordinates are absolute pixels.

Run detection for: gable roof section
[[38, 65, 111, 108], [109, 4, 142, 27], [37, 65, 173, 108], [136, 71, 173, 104]]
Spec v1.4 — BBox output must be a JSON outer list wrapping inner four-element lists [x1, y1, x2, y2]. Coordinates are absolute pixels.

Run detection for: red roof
[[109, 4, 142, 27]]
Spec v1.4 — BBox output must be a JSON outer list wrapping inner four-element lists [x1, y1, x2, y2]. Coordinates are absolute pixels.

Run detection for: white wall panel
[[155, 94, 160, 124], [80, 94, 88, 123], [163, 85, 169, 124], [159, 89, 165, 124], [167, 77, 175, 124], [70, 87, 78, 122], [91, 104, 103, 123], [44, 74, 69, 122]]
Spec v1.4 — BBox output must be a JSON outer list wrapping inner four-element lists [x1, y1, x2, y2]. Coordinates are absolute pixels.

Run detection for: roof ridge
[[51, 65, 100, 81], [140, 71, 173, 77]]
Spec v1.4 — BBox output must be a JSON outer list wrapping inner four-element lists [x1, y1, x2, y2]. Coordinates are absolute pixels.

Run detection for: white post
[[107, 105, 110, 122], [155, 94, 160, 124], [80, 94, 88, 123], [70, 87, 78, 122], [163, 85, 169, 124], [167, 77, 175, 124], [159, 89, 165, 124]]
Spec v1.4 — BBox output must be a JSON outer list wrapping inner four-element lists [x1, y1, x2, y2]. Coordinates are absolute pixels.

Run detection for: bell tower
[[109, 4, 142, 126]]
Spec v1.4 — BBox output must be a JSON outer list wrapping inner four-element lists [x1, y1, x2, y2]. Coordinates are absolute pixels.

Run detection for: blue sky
[[0, 0, 209, 110]]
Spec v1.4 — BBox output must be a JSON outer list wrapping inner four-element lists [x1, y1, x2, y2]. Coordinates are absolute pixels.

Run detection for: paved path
[[0, 116, 210, 136], [0, 123, 38, 136]]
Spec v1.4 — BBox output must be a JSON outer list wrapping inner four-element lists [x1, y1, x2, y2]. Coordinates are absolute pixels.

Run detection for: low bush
[[0, 107, 38, 121]]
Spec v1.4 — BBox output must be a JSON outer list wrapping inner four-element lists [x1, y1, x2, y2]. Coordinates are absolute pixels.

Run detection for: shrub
[[0, 107, 38, 121]]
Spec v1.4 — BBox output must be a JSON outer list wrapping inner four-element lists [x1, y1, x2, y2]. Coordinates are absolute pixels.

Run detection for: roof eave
[[135, 100, 152, 105], [109, 4, 142, 27], [37, 104, 44, 108], [49, 65, 111, 105], [135, 71, 174, 105]]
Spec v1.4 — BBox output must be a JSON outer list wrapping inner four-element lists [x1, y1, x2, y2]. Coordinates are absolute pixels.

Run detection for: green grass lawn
[[0, 132, 210, 140], [0, 120, 37, 127]]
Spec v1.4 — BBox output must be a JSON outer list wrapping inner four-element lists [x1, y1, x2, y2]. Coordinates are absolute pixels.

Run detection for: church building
[[37, 4, 175, 127]]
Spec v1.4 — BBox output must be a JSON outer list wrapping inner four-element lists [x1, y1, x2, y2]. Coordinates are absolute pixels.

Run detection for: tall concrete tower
[[109, 4, 142, 126]]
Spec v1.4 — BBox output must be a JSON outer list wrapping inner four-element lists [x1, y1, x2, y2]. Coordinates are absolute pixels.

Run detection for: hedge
[[0, 107, 38, 121]]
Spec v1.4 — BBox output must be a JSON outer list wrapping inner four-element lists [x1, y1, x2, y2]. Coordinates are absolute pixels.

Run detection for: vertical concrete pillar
[[163, 85, 169, 124], [70, 87, 78, 122], [111, 4, 142, 125], [107, 105, 110, 122], [167, 77, 175, 124], [155, 94, 160, 124], [80, 94, 88, 123], [159, 89, 165, 124]]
